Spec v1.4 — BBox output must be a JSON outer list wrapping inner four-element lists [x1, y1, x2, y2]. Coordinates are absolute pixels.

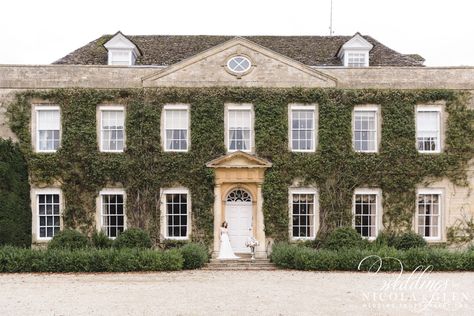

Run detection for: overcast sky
[[1, 0, 473, 66]]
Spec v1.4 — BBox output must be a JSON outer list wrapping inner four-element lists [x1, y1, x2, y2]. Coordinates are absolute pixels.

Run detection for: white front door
[[225, 202, 252, 253]]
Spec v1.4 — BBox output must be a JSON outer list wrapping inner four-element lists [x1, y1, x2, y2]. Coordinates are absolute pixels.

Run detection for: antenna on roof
[[329, 0, 334, 36]]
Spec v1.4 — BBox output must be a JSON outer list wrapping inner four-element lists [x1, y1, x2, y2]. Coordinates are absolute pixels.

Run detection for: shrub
[[91, 231, 113, 248], [113, 228, 152, 249], [180, 243, 209, 269], [0, 139, 31, 247], [48, 229, 89, 250], [270, 243, 474, 271], [321, 227, 366, 250], [0, 246, 184, 272], [393, 231, 427, 250]]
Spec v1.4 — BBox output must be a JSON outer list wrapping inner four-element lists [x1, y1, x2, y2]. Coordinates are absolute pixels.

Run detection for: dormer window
[[347, 52, 367, 67], [104, 31, 141, 66], [337, 33, 373, 67]]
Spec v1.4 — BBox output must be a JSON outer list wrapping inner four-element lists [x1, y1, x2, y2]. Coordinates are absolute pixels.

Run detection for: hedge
[[270, 243, 474, 271], [0, 139, 30, 247], [0, 245, 208, 272]]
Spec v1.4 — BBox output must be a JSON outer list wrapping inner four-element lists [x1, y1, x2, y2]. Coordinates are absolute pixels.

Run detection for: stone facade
[[1, 36, 474, 251]]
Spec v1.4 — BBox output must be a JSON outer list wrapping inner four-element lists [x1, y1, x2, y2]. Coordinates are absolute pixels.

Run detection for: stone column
[[213, 184, 222, 258], [255, 183, 267, 258]]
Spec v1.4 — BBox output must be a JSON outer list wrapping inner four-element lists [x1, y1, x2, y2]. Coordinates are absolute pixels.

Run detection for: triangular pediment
[[142, 37, 337, 88], [206, 151, 272, 169]]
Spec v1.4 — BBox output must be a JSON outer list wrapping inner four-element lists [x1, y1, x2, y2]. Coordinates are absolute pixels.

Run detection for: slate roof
[[53, 34, 424, 67]]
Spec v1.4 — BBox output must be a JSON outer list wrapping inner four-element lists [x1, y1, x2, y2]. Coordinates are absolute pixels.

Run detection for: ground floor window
[[162, 188, 190, 239], [36, 189, 61, 239], [289, 188, 317, 239], [353, 189, 380, 238], [100, 189, 126, 238], [417, 189, 442, 239]]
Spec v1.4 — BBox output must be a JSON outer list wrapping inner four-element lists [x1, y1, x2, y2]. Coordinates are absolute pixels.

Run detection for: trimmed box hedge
[[270, 243, 474, 271], [0, 244, 208, 273]]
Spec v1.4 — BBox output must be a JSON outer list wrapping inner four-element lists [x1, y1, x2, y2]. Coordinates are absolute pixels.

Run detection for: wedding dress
[[217, 227, 240, 260]]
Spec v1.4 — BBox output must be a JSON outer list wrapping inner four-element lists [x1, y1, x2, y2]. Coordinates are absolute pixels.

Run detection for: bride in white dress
[[217, 221, 240, 260]]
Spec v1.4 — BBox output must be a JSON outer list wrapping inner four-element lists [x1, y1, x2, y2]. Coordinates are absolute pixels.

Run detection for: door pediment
[[142, 37, 337, 88], [206, 151, 272, 169]]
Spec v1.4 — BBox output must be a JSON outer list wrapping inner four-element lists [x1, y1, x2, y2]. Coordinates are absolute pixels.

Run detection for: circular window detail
[[227, 56, 251, 74]]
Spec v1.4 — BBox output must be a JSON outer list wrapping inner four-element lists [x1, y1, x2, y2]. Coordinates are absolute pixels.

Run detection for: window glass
[[354, 110, 377, 152], [291, 193, 315, 238], [165, 109, 188, 151], [101, 110, 124, 151], [228, 109, 251, 151], [166, 193, 188, 238], [354, 193, 377, 238], [348, 53, 366, 67], [417, 193, 440, 238], [38, 193, 60, 238], [417, 111, 440, 152], [102, 194, 125, 238], [291, 110, 314, 151], [37, 109, 60, 151]]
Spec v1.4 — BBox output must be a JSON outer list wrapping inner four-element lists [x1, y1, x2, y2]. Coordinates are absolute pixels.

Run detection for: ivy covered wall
[[6, 88, 474, 244]]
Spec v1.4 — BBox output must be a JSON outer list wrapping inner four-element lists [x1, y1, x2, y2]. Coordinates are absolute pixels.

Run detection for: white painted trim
[[288, 187, 319, 241], [225, 103, 254, 153], [33, 105, 61, 153], [415, 188, 444, 241], [160, 187, 191, 240], [416, 105, 442, 154], [98, 188, 127, 239], [98, 105, 125, 153], [353, 106, 379, 153], [162, 104, 190, 152], [352, 188, 382, 240], [32, 188, 63, 242], [288, 104, 317, 153]]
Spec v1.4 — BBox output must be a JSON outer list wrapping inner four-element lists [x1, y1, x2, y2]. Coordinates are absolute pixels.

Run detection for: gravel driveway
[[0, 270, 473, 316]]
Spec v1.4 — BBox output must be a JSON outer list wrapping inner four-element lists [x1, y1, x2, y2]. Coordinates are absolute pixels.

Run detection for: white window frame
[[289, 104, 317, 152], [225, 103, 254, 153], [353, 188, 382, 240], [353, 106, 379, 153], [162, 104, 190, 152], [288, 187, 318, 241], [344, 51, 369, 67], [160, 188, 191, 240], [416, 188, 443, 241], [33, 188, 62, 241], [108, 49, 133, 66], [34, 105, 61, 153], [98, 188, 127, 239], [99, 105, 125, 153], [416, 106, 442, 154]]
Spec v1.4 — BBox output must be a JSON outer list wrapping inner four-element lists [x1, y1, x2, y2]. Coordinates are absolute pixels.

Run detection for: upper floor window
[[34, 188, 62, 240], [417, 189, 442, 240], [289, 188, 318, 240], [99, 189, 126, 238], [353, 107, 378, 153], [99, 106, 125, 152], [289, 104, 317, 152], [347, 52, 367, 67], [416, 107, 441, 153], [353, 189, 381, 239], [35, 106, 61, 153], [226, 104, 253, 152], [161, 188, 191, 240], [163, 104, 189, 152], [109, 50, 133, 66]]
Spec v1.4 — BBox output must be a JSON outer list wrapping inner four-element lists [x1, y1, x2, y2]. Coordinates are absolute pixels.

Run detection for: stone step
[[205, 258, 277, 270]]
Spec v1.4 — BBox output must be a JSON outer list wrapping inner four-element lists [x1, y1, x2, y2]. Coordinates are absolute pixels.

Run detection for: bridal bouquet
[[245, 236, 259, 248]]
